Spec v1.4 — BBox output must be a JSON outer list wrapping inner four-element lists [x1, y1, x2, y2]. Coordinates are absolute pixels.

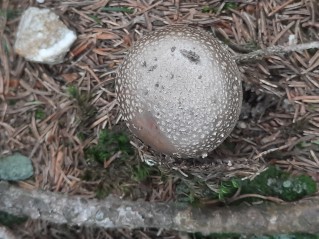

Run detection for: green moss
[[35, 108, 46, 120], [89, 15, 102, 25], [243, 166, 316, 201], [77, 132, 85, 141], [175, 179, 213, 206], [218, 178, 240, 200], [176, 181, 196, 204], [0, 211, 27, 227], [101, 6, 134, 14], [218, 166, 317, 202], [85, 128, 134, 163], [251, 233, 319, 239], [67, 85, 78, 98], [0, 9, 21, 20], [132, 163, 151, 182], [195, 166, 318, 203], [307, 48, 317, 55], [296, 137, 319, 151], [8, 99, 17, 106], [202, 6, 217, 13], [192, 232, 241, 239], [223, 2, 238, 11], [81, 130, 164, 200], [95, 184, 110, 199], [296, 141, 311, 149]]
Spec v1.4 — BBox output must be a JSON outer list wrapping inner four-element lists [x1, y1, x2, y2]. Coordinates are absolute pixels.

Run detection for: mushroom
[[116, 26, 242, 158]]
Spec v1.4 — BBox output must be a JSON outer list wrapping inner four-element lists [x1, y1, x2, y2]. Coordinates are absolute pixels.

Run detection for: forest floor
[[0, 0, 319, 238]]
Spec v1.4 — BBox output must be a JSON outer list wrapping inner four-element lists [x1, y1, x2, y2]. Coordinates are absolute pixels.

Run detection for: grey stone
[[14, 7, 76, 64], [0, 153, 34, 181]]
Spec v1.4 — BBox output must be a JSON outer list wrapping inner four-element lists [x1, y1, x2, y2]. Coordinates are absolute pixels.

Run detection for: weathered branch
[[0, 182, 318, 235], [235, 41, 319, 64]]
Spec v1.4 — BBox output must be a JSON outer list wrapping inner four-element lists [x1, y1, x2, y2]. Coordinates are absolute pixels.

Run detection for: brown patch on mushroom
[[128, 111, 177, 155]]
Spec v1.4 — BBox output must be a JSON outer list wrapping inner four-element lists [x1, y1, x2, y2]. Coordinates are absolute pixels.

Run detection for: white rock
[[14, 7, 76, 65], [0, 226, 16, 239], [288, 34, 297, 45]]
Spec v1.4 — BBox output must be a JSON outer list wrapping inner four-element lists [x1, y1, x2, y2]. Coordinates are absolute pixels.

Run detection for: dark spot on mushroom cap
[[116, 25, 243, 159], [180, 49, 200, 63]]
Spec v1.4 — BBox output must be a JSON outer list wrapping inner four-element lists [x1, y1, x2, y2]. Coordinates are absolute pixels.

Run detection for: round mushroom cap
[[116, 26, 242, 158]]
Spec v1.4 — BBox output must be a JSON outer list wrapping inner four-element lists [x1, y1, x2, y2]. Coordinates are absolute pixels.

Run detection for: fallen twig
[[235, 41, 319, 64], [227, 193, 285, 204], [252, 144, 291, 160], [0, 182, 318, 235]]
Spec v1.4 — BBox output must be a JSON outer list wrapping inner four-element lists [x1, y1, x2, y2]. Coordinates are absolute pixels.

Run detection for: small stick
[[235, 41, 319, 64], [252, 144, 291, 160], [228, 193, 285, 204]]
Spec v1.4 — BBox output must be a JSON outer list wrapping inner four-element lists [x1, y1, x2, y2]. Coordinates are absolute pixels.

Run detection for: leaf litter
[[0, 0, 319, 238]]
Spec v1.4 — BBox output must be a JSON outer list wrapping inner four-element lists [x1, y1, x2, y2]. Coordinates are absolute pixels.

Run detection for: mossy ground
[[0, 211, 27, 228], [174, 165, 316, 205], [80, 127, 164, 199], [81, 127, 317, 203]]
